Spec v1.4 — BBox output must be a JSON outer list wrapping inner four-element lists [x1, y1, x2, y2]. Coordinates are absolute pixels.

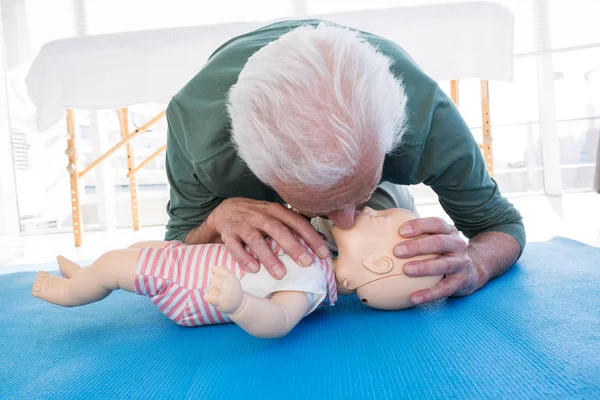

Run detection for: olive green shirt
[[164, 19, 525, 255]]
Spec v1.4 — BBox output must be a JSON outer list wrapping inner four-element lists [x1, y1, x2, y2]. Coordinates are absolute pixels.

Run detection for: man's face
[[275, 159, 382, 229]]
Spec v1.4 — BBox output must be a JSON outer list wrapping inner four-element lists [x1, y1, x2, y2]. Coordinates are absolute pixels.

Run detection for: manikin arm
[[204, 266, 310, 338], [230, 291, 310, 339]]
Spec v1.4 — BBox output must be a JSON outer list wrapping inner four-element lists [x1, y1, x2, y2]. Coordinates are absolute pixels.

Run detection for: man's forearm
[[467, 231, 522, 289], [184, 214, 221, 245]]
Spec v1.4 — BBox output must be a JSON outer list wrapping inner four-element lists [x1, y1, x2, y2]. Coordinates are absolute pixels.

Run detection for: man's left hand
[[394, 217, 485, 305]]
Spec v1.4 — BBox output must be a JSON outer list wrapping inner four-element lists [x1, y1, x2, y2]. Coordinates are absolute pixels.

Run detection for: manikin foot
[[32, 271, 72, 306], [57, 255, 82, 278], [204, 266, 245, 314]]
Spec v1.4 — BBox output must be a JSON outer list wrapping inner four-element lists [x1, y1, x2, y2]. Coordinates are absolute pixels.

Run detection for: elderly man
[[164, 20, 525, 306]]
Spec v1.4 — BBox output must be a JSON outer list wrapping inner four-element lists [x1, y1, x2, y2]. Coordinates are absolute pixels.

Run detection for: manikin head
[[331, 207, 443, 310], [228, 23, 408, 229]]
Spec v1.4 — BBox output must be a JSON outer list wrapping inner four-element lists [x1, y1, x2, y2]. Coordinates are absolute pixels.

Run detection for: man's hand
[[206, 198, 330, 279], [393, 217, 487, 305]]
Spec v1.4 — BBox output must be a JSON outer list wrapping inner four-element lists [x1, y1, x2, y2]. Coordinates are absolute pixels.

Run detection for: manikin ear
[[361, 255, 395, 275]]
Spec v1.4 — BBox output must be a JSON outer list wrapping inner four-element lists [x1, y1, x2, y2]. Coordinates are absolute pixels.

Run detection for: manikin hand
[[393, 217, 483, 304], [208, 198, 330, 280], [204, 266, 245, 314]]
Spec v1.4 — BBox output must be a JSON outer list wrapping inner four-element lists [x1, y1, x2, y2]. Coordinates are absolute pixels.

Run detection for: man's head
[[227, 23, 408, 229]]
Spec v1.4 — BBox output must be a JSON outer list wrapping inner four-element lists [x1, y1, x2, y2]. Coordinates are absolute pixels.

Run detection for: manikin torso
[[134, 238, 336, 326]]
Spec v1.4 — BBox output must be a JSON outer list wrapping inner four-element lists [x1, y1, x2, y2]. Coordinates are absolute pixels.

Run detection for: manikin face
[[331, 207, 443, 310]]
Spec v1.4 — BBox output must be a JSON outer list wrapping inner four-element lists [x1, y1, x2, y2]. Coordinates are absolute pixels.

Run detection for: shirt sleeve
[[415, 88, 526, 256], [164, 103, 222, 242]]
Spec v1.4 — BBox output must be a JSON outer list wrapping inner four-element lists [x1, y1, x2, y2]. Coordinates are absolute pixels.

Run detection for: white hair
[[227, 23, 408, 189]]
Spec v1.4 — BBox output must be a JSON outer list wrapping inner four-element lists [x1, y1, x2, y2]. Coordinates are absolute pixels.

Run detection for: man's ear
[[362, 255, 395, 274]]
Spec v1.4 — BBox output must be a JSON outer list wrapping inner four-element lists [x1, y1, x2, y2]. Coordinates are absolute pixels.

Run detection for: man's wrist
[[469, 252, 491, 290], [185, 214, 220, 245], [467, 231, 520, 289]]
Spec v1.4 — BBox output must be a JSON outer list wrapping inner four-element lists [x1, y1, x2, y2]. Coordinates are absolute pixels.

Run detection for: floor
[[1, 192, 598, 274]]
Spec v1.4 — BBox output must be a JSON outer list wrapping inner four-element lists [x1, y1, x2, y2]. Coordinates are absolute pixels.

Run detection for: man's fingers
[[264, 204, 330, 258], [221, 233, 260, 274], [403, 256, 467, 277], [240, 230, 286, 280], [259, 218, 315, 267], [399, 217, 457, 238], [394, 234, 466, 258], [211, 199, 331, 281], [410, 273, 464, 304]]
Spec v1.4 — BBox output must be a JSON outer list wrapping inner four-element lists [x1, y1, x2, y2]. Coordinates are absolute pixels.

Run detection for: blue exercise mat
[[1, 237, 598, 399]]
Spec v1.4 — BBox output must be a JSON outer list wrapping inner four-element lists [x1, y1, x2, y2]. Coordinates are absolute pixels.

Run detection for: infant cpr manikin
[[32, 207, 440, 339]]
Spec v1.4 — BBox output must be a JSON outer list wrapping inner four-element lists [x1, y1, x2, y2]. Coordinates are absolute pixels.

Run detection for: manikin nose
[[326, 205, 357, 229]]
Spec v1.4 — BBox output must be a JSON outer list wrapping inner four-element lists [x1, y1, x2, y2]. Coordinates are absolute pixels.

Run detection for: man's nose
[[327, 206, 357, 229]]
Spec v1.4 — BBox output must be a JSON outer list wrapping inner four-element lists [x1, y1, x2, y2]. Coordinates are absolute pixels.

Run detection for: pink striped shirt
[[134, 238, 336, 327]]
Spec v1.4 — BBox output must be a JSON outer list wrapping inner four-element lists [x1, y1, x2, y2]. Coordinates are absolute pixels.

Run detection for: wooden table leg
[[66, 109, 83, 247], [118, 108, 140, 230], [128, 144, 166, 177], [450, 79, 459, 107], [480, 80, 494, 176]]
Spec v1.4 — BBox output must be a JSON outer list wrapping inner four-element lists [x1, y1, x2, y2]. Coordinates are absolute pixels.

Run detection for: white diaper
[[240, 254, 328, 315]]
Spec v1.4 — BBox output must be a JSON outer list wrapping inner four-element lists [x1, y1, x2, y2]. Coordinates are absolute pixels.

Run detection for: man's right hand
[[205, 198, 331, 279]]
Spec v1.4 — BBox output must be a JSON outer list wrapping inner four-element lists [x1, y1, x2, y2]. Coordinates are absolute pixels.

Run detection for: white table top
[[26, 1, 514, 131]]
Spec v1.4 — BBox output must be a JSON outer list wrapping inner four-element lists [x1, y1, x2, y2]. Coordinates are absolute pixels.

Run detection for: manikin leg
[[58, 240, 169, 279], [32, 249, 140, 307]]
